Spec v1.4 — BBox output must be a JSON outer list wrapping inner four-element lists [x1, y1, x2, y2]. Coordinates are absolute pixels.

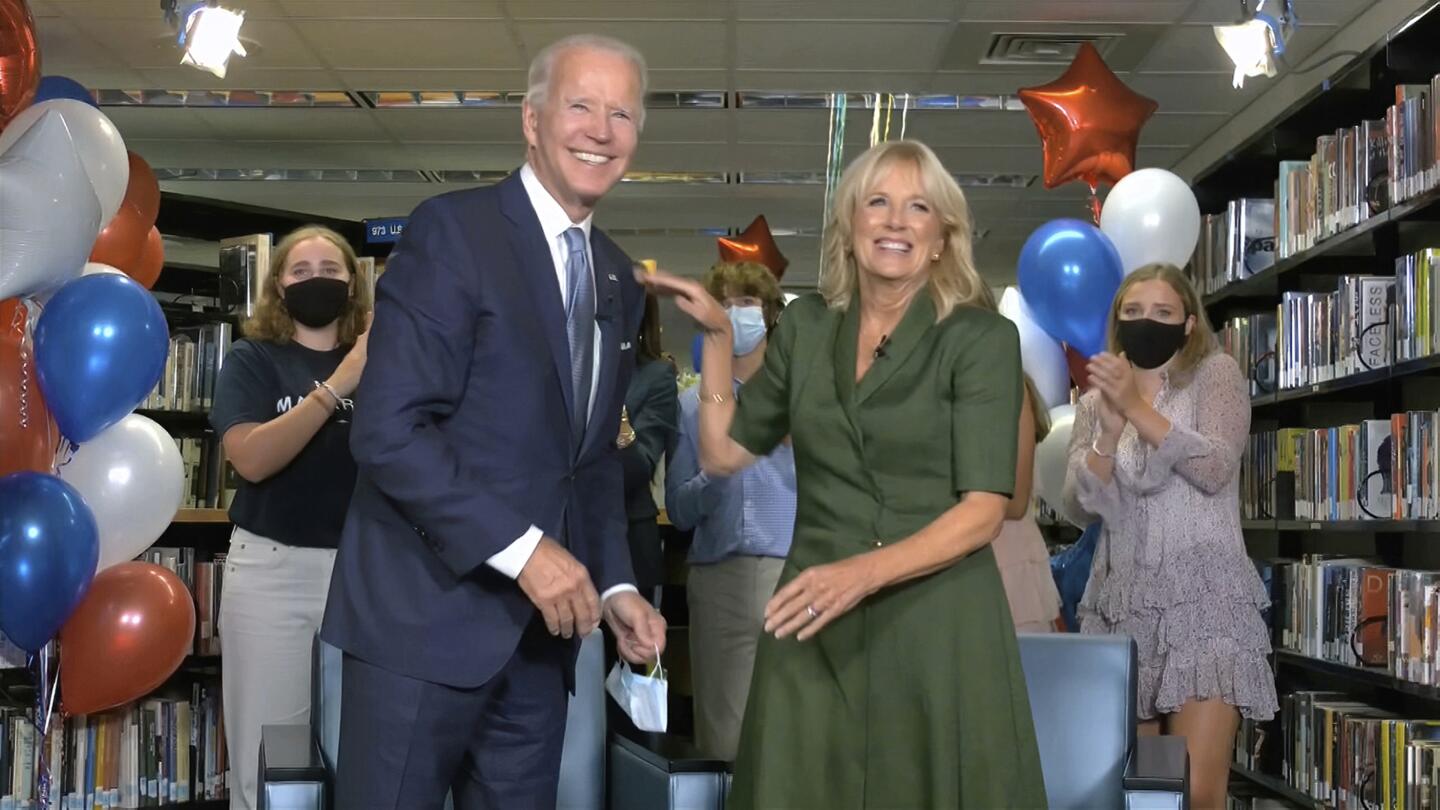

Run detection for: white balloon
[[1034, 404, 1076, 523], [0, 99, 128, 230], [58, 414, 184, 573], [0, 110, 102, 301], [999, 287, 1071, 409], [1100, 168, 1201, 275], [82, 262, 125, 277]]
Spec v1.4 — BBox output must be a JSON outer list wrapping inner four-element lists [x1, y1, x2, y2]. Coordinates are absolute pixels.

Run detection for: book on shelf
[[172, 436, 238, 511], [142, 547, 224, 656], [58, 686, 229, 808], [1190, 198, 1276, 295], [1244, 413, 1436, 523], [1266, 689, 1440, 809], [143, 322, 233, 414], [1274, 276, 1396, 391], [1220, 311, 1278, 397], [1261, 557, 1440, 686]]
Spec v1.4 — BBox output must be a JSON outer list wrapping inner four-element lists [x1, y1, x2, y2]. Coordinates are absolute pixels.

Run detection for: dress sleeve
[[728, 297, 805, 457], [1062, 391, 1126, 526], [950, 314, 1022, 497], [1123, 352, 1250, 495]]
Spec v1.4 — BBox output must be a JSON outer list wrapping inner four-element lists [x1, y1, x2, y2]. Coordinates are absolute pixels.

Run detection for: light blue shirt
[[666, 381, 797, 564]]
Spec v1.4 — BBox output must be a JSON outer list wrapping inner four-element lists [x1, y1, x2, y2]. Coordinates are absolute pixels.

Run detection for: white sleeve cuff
[[601, 584, 640, 604], [485, 525, 544, 579]]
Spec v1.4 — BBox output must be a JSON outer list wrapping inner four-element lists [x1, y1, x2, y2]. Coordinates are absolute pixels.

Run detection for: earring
[[930, 253, 941, 262]]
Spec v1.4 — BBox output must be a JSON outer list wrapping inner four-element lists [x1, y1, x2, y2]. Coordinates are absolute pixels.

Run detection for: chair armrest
[[260, 724, 327, 783], [1123, 734, 1188, 795]]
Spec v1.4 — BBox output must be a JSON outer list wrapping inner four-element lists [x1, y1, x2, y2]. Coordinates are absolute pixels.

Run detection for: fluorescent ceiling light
[[361, 91, 725, 109], [179, 4, 248, 79], [155, 168, 430, 182], [736, 92, 1025, 111]]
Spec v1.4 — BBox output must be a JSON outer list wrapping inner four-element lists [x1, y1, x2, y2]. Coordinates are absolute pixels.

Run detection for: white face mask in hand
[[606, 646, 668, 733]]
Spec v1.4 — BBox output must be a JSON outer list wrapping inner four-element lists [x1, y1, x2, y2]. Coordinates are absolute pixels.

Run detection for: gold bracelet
[[699, 391, 729, 405]]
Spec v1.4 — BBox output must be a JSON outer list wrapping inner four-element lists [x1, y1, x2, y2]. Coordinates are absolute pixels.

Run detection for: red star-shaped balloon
[[718, 215, 789, 281], [1018, 43, 1159, 190]]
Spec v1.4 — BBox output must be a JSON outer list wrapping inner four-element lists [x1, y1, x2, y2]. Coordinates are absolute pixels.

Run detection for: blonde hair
[[244, 226, 370, 346], [1105, 262, 1216, 382], [818, 140, 988, 321]]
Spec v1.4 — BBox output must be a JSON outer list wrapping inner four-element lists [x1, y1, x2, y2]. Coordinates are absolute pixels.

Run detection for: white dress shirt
[[483, 164, 637, 604]]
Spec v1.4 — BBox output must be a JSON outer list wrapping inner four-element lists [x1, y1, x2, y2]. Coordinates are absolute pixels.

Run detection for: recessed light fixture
[[161, 2, 250, 79]]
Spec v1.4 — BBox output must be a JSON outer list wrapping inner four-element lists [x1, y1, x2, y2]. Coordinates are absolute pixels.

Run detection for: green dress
[[726, 291, 1048, 810]]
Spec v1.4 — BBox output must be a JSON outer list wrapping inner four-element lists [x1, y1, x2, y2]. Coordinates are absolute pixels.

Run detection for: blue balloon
[[0, 473, 99, 651], [691, 332, 704, 372], [34, 273, 169, 443], [33, 76, 97, 107], [1016, 219, 1124, 358]]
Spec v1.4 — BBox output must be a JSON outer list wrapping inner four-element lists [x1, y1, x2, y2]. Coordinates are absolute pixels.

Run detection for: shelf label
[[364, 217, 407, 244]]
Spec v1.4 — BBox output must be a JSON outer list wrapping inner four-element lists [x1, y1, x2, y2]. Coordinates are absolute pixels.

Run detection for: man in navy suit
[[321, 34, 667, 809]]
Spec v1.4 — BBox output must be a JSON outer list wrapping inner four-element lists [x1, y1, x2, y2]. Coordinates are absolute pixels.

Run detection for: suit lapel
[[855, 291, 935, 405], [579, 237, 625, 459], [499, 174, 576, 426], [831, 301, 866, 447]]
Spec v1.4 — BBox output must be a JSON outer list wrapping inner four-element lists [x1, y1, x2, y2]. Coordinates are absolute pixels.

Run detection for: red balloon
[[0, 297, 58, 476], [59, 562, 196, 716], [88, 202, 149, 273], [130, 226, 164, 289], [123, 152, 161, 229], [0, 0, 40, 131], [1065, 344, 1092, 392], [1018, 43, 1159, 191], [718, 215, 789, 281]]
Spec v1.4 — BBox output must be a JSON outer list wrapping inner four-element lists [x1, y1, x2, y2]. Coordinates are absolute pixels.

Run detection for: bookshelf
[[1191, 3, 1440, 807]]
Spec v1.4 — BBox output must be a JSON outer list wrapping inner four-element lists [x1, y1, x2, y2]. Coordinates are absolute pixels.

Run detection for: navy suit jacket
[[322, 172, 644, 689]]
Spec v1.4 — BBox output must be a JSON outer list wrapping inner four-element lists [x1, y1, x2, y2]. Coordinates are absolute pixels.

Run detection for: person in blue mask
[[666, 260, 796, 762]]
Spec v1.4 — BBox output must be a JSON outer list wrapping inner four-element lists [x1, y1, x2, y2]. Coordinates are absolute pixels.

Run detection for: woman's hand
[[764, 555, 878, 642], [327, 311, 373, 398], [1087, 352, 1141, 422], [634, 267, 730, 335], [1093, 389, 1127, 440]]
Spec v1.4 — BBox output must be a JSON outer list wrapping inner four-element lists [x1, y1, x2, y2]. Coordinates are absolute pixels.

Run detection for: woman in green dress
[[639, 139, 1047, 809]]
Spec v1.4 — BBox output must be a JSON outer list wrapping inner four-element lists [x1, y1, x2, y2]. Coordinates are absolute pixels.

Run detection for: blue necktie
[[563, 227, 595, 449]]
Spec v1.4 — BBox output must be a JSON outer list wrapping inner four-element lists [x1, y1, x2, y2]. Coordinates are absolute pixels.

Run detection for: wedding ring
[[806, 605, 819, 619]]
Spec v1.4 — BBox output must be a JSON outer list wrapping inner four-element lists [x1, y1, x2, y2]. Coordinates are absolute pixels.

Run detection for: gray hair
[[526, 34, 649, 130]]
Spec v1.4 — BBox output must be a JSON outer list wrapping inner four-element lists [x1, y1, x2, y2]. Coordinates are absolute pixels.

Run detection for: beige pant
[[686, 555, 785, 762], [220, 528, 336, 810]]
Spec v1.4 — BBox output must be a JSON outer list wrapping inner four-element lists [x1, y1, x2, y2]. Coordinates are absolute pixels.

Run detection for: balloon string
[[900, 93, 910, 140], [8, 302, 29, 433], [869, 92, 881, 147], [1087, 182, 1102, 226]]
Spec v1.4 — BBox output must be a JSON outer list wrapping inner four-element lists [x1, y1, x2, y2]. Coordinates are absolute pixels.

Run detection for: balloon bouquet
[[990, 45, 1206, 625], [0, 3, 194, 804]]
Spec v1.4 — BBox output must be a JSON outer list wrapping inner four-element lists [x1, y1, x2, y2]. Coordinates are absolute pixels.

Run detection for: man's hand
[[517, 537, 601, 639], [604, 591, 668, 665]]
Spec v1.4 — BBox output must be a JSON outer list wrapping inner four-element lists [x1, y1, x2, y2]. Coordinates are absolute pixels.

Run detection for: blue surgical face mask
[[728, 305, 767, 356]]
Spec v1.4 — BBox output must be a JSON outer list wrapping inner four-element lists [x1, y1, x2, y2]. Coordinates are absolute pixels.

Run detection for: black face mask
[[283, 278, 350, 329], [1116, 317, 1188, 370]]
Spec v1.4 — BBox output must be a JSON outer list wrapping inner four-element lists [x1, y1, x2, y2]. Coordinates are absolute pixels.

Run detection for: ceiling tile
[[735, 0, 957, 21], [957, 1, 1192, 24], [737, 22, 950, 71], [1185, 1, 1365, 26], [103, 107, 219, 140], [513, 21, 727, 69], [1136, 22, 1339, 73], [192, 108, 391, 141], [512, 2, 722, 20], [273, 1, 505, 18], [64, 16, 322, 70], [289, 19, 523, 70], [1126, 73, 1264, 113], [133, 140, 414, 168], [335, 69, 528, 91], [131, 67, 342, 89]]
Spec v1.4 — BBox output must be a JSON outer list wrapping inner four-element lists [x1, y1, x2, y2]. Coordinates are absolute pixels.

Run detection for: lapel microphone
[[874, 334, 890, 360]]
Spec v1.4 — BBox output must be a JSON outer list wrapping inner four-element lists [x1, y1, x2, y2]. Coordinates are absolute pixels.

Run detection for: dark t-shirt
[[209, 338, 357, 549]]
